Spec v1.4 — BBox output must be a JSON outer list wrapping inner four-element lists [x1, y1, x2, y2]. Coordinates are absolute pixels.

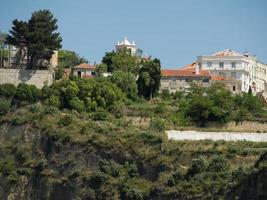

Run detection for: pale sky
[[1, 0, 267, 68]]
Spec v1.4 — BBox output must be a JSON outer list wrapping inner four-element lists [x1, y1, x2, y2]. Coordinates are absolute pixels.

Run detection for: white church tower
[[116, 37, 137, 56]]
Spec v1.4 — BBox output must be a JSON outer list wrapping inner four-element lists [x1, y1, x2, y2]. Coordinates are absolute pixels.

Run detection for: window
[[207, 62, 212, 67], [232, 62, 236, 68], [233, 86, 236, 91], [231, 72, 236, 79], [203, 78, 209, 83], [219, 62, 224, 68], [77, 71, 82, 78]]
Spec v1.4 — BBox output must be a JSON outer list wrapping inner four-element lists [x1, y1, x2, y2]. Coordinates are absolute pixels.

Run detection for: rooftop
[[73, 63, 96, 70], [161, 62, 211, 77], [117, 37, 136, 46]]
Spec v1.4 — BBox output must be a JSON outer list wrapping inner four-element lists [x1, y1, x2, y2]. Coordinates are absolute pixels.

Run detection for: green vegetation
[[0, 102, 266, 199], [6, 9, 62, 69]]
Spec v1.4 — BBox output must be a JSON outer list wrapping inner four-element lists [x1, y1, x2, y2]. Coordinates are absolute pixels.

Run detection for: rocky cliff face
[[0, 110, 267, 200], [226, 152, 267, 200]]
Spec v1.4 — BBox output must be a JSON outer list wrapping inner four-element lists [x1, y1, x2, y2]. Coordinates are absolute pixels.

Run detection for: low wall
[[0, 69, 54, 88], [166, 130, 267, 142]]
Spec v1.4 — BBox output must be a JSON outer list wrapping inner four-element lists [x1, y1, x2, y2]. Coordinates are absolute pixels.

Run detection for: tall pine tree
[[7, 9, 62, 69]]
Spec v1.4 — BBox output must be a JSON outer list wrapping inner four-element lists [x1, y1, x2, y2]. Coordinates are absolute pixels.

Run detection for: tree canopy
[[58, 49, 87, 68], [137, 59, 161, 99], [7, 9, 62, 69]]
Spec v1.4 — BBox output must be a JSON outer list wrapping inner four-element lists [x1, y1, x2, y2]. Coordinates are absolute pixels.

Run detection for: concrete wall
[[0, 69, 54, 88], [166, 130, 267, 142]]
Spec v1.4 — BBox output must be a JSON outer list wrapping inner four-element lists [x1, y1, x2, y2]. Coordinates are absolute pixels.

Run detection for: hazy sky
[[1, 0, 267, 68]]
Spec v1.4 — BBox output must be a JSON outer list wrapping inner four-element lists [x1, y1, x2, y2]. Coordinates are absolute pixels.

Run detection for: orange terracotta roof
[[161, 69, 181, 77], [73, 63, 96, 70], [161, 68, 211, 78], [211, 75, 235, 81], [211, 75, 225, 81]]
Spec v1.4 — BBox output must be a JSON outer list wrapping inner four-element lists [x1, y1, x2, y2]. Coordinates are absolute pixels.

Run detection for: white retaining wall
[[166, 130, 267, 142], [0, 69, 54, 88]]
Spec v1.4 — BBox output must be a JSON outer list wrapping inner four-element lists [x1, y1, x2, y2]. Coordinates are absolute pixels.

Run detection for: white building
[[72, 63, 96, 78], [197, 49, 267, 93], [116, 37, 137, 56]]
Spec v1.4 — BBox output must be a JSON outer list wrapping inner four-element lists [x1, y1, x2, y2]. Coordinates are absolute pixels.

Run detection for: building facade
[[116, 37, 137, 56], [0, 45, 58, 69], [72, 63, 96, 78], [160, 62, 212, 93], [197, 49, 267, 93]]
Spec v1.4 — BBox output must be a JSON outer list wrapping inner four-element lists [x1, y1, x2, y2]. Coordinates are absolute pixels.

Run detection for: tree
[[7, 9, 62, 69], [6, 20, 28, 67], [27, 10, 62, 68], [102, 51, 116, 72], [185, 96, 213, 127], [110, 70, 138, 99], [95, 63, 107, 77], [137, 59, 161, 100], [58, 49, 87, 68], [111, 48, 139, 74]]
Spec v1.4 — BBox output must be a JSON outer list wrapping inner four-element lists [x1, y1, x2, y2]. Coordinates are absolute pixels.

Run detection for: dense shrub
[[187, 157, 208, 177], [110, 70, 138, 99], [15, 83, 41, 103], [75, 78, 126, 110], [57, 115, 73, 126], [51, 78, 79, 108], [47, 95, 61, 108], [69, 97, 85, 112], [208, 155, 230, 172], [150, 117, 166, 132], [120, 185, 143, 200], [0, 98, 11, 115], [0, 83, 17, 98], [92, 109, 108, 121]]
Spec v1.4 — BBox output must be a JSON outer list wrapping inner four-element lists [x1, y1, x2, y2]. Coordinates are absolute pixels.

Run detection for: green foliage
[[110, 70, 138, 99], [0, 98, 11, 115], [75, 78, 126, 110], [58, 49, 87, 68], [51, 78, 79, 108], [15, 83, 41, 103], [185, 96, 213, 127], [121, 185, 144, 200], [69, 97, 85, 112], [7, 9, 62, 69], [57, 115, 73, 126], [187, 157, 208, 177], [54, 65, 64, 80], [102, 51, 116, 72], [208, 155, 230, 172], [160, 89, 172, 100], [0, 83, 17, 98], [92, 109, 108, 121], [150, 117, 166, 132], [111, 48, 140, 74], [47, 95, 61, 108], [95, 63, 107, 77], [137, 59, 161, 99]]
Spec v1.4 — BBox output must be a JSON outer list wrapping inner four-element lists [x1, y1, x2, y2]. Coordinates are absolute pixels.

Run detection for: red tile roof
[[73, 63, 96, 70], [161, 62, 211, 78], [211, 75, 225, 81]]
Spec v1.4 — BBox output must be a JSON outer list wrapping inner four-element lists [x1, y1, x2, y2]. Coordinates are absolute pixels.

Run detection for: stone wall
[[0, 69, 54, 88]]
